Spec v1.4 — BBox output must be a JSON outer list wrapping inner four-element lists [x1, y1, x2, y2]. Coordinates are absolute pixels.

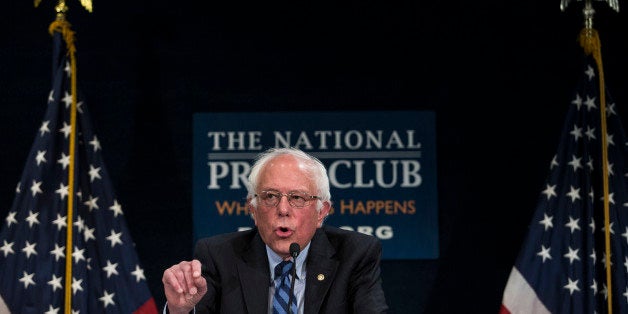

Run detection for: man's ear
[[317, 202, 331, 226], [247, 198, 256, 221]]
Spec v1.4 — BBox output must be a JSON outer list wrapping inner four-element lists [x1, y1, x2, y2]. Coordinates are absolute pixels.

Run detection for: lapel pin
[[317, 274, 325, 281]]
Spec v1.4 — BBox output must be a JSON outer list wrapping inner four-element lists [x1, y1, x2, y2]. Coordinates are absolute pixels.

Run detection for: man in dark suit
[[162, 147, 388, 313]]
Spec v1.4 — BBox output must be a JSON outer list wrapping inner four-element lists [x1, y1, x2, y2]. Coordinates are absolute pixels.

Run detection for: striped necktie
[[273, 260, 297, 314]]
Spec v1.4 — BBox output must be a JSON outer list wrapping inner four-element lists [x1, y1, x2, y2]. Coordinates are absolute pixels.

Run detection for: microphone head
[[289, 242, 300, 258]]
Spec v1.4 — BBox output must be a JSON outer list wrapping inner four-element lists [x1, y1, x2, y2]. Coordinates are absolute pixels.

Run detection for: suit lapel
[[304, 228, 339, 314], [238, 232, 271, 313]]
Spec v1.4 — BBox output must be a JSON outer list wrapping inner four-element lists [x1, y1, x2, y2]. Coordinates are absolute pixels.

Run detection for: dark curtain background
[[1, 1, 627, 312]]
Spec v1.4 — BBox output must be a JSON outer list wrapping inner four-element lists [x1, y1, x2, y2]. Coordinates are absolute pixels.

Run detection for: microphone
[[288, 243, 300, 314]]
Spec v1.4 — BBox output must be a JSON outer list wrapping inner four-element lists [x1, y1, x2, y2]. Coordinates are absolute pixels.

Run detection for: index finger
[[183, 259, 203, 295]]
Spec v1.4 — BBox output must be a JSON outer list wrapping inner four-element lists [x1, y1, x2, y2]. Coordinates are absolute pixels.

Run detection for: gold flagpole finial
[[560, 0, 620, 12], [54, 0, 69, 21], [34, 0, 93, 13], [583, 0, 595, 30]]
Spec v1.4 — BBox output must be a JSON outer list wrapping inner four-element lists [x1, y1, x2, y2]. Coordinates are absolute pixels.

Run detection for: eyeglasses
[[255, 190, 320, 208]]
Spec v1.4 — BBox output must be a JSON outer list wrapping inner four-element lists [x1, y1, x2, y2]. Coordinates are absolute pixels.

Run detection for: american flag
[[499, 52, 628, 312], [0, 21, 158, 313]]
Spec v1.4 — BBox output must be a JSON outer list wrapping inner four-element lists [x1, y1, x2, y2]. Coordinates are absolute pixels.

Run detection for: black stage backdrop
[[1, 1, 627, 313]]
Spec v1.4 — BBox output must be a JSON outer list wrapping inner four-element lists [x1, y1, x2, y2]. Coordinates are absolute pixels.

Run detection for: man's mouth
[[275, 227, 293, 237]]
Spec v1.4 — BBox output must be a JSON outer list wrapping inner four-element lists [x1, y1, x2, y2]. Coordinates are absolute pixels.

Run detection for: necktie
[[273, 260, 298, 314]]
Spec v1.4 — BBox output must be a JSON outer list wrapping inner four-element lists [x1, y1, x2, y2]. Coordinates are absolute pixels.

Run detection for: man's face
[[250, 154, 330, 258]]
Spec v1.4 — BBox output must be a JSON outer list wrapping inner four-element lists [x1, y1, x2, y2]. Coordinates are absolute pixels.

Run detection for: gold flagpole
[[40, 0, 91, 311], [49, 2, 77, 313], [562, 0, 618, 312]]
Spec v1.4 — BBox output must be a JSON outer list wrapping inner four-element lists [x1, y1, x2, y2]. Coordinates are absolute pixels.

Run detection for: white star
[[606, 102, 617, 116], [537, 245, 552, 263], [109, 200, 124, 217], [0, 240, 15, 257], [602, 222, 615, 235], [5, 211, 17, 227], [64, 61, 71, 76], [39, 120, 51, 136], [83, 226, 96, 242], [566, 185, 581, 202], [99, 290, 116, 308], [47, 90, 54, 103], [89, 136, 101, 152], [586, 158, 594, 171], [30, 180, 43, 197], [567, 155, 583, 172], [607, 163, 615, 176], [48, 274, 63, 292], [25, 210, 40, 228], [35, 150, 47, 166], [539, 213, 553, 231], [585, 125, 596, 140], [22, 241, 37, 258], [600, 192, 615, 205], [606, 133, 615, 146], [585, 65, 595, 80], [88, 164, 102, 182], [623, 227, 628, 244], [102, 260, 119, 278], [74, 216, 85, 232], [57, 153, 70, 170], [106, 230, 123, 248], [572, 93, 583, 110], [565, 216, 581, 233], [541, 184, 557, 200], [71, 277, 83, 295], [50, 244, 65, 261], [584, 95, 597, 111], [18, 271, 36, 289], [564, 277, 580, 295], [564, 246, 580, 264], [72, 246, 86, 264], [62, 91, 73, 108], [569, 125, 583, 141], [590, 280, 598, 294], [44, 304, 59, 314], [55, 183, 69, 200], [550, 155, 559, 169], [623, 287, 628, 304], [83, 195, 99, 211], [77, 101, 84, 114], [59, 122, 72, 139], [131, 265, 147, 282]]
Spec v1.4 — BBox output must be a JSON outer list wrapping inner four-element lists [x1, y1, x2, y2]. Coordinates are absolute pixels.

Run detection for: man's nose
[[277, 195, 291, 215]]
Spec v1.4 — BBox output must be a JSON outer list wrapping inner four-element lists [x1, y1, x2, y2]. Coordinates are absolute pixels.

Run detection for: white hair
[[247, 147, 331, 211]]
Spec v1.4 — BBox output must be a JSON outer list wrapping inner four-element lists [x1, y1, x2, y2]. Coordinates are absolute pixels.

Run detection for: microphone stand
[[288, 243, 300, 314], [289, 262, 297, 314]]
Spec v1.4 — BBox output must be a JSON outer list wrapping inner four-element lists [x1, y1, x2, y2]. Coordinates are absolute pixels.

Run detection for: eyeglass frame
[[254, 190, 321, 208]]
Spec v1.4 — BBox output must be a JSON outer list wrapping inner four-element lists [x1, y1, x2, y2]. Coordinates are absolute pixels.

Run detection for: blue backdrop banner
[[192, 111, 438, 259]]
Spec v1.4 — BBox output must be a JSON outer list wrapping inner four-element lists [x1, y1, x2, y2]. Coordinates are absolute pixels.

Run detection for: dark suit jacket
[[193, 225, 388, 314]]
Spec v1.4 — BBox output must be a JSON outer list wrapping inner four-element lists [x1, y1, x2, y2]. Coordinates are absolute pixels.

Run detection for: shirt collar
[[266, 243, 310, 280]]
